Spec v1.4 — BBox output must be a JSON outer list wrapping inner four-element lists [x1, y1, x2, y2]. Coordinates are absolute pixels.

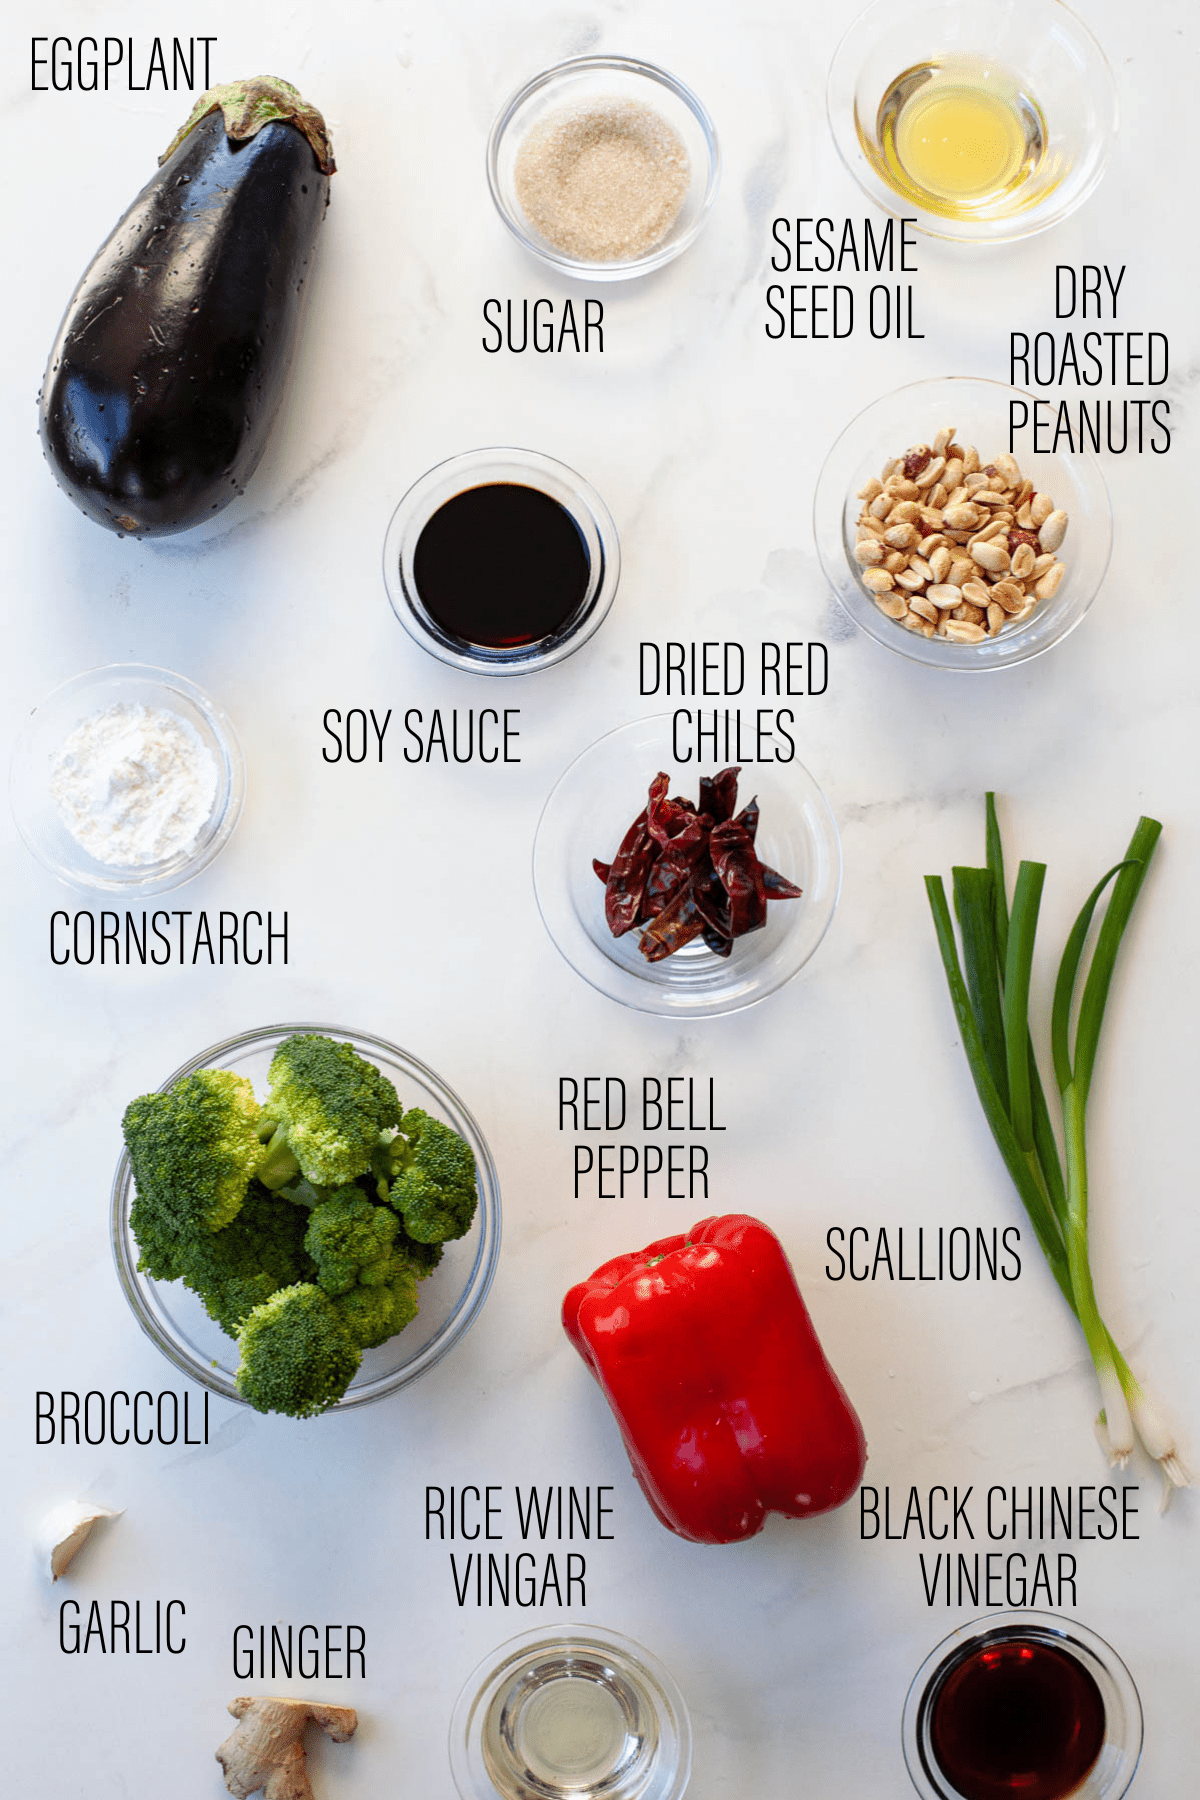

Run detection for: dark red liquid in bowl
[[412, 482, 591, 651], [929, 1638, 1106, 1800]]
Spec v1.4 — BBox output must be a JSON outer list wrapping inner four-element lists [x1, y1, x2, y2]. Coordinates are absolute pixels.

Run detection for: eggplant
[[39, 77, 335, 537]]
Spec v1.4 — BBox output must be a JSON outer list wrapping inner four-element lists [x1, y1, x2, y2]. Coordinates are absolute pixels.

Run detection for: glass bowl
[[10, 663, 244, 895], [111, 1024, 502, 1411], [827, 0, 1118, 242], [450, 1625, 692, 1800], [814, 376, 1111, 671], [902, 1611, 1142, 1799], [383, 447, 620, 676], [487, 56, 719, 281], [533, 715, 841, 1018]]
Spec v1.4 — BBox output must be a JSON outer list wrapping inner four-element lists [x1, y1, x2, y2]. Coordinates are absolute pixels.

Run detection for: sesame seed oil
[[877, 58, 1046, 217]]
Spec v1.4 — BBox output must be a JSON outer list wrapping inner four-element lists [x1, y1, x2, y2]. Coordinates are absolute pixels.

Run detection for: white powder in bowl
[[49, 701, 220, 867], [513, 97, 691, 262]]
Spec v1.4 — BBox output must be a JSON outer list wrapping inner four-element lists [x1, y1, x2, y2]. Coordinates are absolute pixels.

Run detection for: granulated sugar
[[513, 97, 690, 262], [49, 701, 219, 867]]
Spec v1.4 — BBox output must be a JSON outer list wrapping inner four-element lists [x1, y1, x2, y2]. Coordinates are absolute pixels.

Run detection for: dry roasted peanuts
[[990, 579, 1025, 613], [852, 429, 1069, 645], [1035, 561, 1066, 600], [943, 619, 987, 643], [971, 540, 1010, 573], [1038, 510, 1069, 553]]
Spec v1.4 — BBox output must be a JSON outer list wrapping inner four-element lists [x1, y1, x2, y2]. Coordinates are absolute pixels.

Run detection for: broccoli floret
[[179, 1183, 314, 1336], [387, 1108, 478, 1244], [331, 1251, 421, 1350], [124, 1070, 265, 1278], [303, 1187, 400, 1296], [235, 1285, 360, 1417], [258, 1034, 401, 1190], [395, 1222, 444, 1279]]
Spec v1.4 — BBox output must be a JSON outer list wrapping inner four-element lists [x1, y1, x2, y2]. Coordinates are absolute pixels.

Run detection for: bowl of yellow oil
[[828, 0, 1117, 241]]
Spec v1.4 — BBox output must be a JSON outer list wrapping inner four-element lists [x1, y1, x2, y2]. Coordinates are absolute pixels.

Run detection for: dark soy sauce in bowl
[[412, 482, 591, 651], [928, 1637, 1106, 1800]]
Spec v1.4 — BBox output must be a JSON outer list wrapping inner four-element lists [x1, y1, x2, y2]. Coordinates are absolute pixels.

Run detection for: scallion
[[927, 797, 1188, 1501]]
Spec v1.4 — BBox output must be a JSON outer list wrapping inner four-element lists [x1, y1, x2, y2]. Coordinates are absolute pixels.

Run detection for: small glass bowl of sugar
[[10, 663, 245, 896], [488, 56, 720, 280]]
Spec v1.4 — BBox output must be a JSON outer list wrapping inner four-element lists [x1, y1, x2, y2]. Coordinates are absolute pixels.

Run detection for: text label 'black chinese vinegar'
[[412, 483, 591, 651], [928, 1638, 1106, 1800]]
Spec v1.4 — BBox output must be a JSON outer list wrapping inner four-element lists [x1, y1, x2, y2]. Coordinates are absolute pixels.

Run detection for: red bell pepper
[[562, 1214, 867, 1545]]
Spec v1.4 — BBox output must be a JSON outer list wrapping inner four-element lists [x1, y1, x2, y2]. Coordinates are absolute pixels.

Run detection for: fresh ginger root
[[216, 1697, 358, 1800]]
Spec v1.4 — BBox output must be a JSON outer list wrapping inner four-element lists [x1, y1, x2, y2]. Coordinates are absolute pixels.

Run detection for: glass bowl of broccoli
[[110, 1024, 502, 1416]]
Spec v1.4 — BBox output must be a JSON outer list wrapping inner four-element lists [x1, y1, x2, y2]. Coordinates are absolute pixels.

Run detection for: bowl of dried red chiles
[[533, 716, 841, 1015]]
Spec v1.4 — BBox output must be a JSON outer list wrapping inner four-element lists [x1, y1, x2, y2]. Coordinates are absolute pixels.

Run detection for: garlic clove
[[37, 1500, 123, 1581]]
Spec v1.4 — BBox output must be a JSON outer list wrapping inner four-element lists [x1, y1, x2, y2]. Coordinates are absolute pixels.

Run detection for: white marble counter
[[3, 0, 1198, 1793]]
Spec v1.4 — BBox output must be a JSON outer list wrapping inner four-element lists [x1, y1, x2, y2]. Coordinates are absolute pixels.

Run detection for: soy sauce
[[928, 1637, 1106, 1800], [412, 482, 591, 651]]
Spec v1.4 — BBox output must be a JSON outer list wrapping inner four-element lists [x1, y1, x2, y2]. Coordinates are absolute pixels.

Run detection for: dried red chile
[[593, 767, 802, 961]]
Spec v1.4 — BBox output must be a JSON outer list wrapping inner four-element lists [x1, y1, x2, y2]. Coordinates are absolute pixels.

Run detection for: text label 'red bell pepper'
[[562, 1214, 867, 1545]]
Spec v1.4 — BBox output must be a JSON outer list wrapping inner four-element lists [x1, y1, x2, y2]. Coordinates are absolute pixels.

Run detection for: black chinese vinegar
[[928, 1638, 1106, 1800], [412, 483, 590, 650]]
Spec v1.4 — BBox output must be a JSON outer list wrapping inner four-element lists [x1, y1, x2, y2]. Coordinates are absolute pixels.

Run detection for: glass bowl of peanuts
[[814, 377, 1112, 669]]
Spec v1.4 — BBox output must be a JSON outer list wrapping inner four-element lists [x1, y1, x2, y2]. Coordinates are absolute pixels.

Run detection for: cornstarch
[[50, 701, 219, 866]]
